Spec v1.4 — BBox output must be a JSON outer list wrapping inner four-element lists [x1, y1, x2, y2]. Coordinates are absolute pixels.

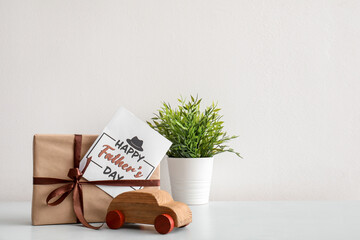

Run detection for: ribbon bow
[[33, 134, 160, 229]]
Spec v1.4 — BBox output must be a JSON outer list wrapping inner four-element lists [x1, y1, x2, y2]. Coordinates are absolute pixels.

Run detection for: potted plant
[[147, 96, 241, 205]]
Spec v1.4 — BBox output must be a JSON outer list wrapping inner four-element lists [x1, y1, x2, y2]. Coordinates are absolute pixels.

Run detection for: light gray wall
[[1, 0, 359, 201]]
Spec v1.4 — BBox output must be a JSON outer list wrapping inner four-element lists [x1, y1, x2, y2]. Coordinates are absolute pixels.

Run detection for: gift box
[[32, 134, 160, 226]]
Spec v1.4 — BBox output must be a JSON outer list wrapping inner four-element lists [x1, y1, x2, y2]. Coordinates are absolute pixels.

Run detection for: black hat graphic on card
[[126, 136, 144, 151]]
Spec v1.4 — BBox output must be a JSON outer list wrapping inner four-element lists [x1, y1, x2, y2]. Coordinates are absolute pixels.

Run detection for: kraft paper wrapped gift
[[32, 134, 160, 225]]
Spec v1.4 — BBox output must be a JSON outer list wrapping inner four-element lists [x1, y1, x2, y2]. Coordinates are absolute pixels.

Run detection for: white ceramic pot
[[167, 157, 214, 205]]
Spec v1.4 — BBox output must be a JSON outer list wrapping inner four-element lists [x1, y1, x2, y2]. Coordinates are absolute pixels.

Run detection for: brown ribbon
[[33, 134, 160, 229]]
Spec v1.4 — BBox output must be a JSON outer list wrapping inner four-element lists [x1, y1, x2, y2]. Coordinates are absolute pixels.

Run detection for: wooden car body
[[107, 188, 192, 227]]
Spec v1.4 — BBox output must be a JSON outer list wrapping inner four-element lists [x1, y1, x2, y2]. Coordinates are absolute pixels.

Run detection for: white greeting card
[[79, 107, 172, 198]]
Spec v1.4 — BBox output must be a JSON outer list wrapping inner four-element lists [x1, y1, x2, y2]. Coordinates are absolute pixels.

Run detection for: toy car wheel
[[106, 210, 125, 229], [154, 214, 174, 234]]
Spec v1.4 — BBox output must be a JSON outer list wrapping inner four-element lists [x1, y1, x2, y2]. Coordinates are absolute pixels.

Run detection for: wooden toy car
[[106, 188, 192, 234]]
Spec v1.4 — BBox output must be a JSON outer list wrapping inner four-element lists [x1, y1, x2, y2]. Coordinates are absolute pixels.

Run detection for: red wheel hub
[[106, 210, 125, 229], [154, 214, 174, 234]]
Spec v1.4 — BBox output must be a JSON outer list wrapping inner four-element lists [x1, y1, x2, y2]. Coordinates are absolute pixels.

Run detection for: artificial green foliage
[[147, 96, 242, 158]]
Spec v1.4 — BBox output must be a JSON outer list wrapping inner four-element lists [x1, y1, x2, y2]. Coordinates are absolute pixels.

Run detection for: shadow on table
[[116, 223, 158, 234], [104, 222, 189, 234]]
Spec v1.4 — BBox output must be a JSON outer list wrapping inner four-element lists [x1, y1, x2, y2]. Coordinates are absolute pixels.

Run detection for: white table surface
[[1, 201, 360, 240]]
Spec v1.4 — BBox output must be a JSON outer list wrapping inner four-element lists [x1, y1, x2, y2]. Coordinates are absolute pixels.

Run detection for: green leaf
[[147, 95, 242, 158]]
